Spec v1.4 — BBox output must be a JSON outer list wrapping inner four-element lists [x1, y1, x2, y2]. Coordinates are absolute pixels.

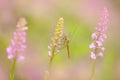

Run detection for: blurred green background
[[0, 0, 120, 80]]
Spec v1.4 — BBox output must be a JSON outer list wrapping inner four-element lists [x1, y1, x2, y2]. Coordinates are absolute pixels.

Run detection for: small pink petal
[[92, 33, 97, 39], [50, 44, 53, 47], [22, 26, 28, 30], [98, 36, 104, 42], [58, 41, 62, 44], [96, 41, 102, 46], [104, 26, 108, 30], [90, 52, 96, 60], [89, 43, 95, 49], [22, 32, 26, 36], [21, 45, 26, 49], [97, 52, 103, 57], [101, 47, 105, 51], [18, 56, 24, 61], [48, 46, 51, 49], [7, 46, 12, 54], [11, 40, 15, 46], [98, 22, 102, 27], [21, 37, 26, 43], [51, 37, 54, 41], [8, 54, 13, 59], [48, 51, 52, 57], [102, 34, 107, 39]]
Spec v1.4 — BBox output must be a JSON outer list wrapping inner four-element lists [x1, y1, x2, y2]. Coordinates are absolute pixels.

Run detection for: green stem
[[45, 46, 55, 80], [90, 60, 96, 80], [49, 55, 54, 70], [10, 56, 17, 80]]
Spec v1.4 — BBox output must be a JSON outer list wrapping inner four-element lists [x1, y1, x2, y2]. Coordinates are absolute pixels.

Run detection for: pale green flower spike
[[45, 17, 64, 80]]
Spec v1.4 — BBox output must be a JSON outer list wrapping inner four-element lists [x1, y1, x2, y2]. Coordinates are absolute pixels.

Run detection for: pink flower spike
[[6, 18, 28, 60], [89, 7, 109, 59]]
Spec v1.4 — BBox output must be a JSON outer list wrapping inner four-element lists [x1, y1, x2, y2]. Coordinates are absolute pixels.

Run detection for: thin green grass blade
[[10, 56, 17, 80]]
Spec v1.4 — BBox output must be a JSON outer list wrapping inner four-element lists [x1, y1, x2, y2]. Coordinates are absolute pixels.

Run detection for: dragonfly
[[60, 26, 78, 59], [60, 34, 70, 59]]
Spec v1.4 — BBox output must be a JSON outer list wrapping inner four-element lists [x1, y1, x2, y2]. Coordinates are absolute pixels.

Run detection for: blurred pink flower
[[90, 7, 109, 60], [90, 52, 96, 60], [6, 18, 28, 61]]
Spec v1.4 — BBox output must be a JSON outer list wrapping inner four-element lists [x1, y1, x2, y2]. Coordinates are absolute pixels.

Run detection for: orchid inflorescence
[[89, 7, 109, 60], [6, 18, 28, 61], [48, 17, 64, 57]]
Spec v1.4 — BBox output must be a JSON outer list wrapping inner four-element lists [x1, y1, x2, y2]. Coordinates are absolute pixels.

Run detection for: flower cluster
[[90, 7, 109, 60], [6, 18, 28, 61], [48, 17, 64, 57]]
